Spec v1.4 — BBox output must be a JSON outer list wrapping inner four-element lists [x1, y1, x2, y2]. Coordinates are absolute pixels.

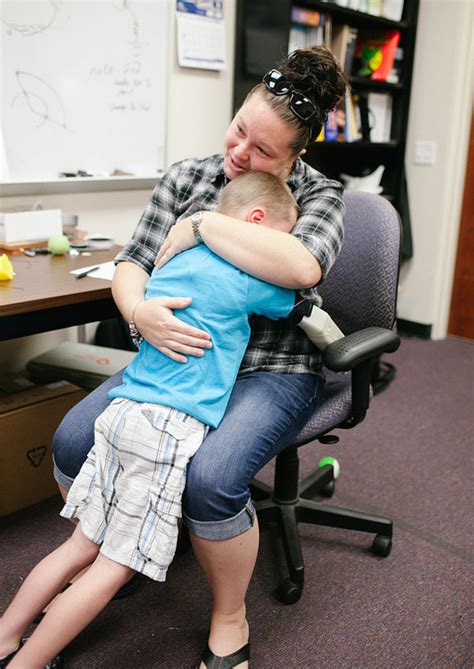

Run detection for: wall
[[398, 0, 473, 338], [167, 0, 236, 165], [0, 1, 237, 373], [2, 0, 473, 372]]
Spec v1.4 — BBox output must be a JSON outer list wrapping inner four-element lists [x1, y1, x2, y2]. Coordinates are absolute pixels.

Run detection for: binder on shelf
[[331, 25, 358, 75], [367, 93, 392, 142]]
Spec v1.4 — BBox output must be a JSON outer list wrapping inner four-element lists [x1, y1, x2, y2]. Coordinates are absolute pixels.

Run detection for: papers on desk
[[176, 1, 226, 71], [70, 261, 115, 281]]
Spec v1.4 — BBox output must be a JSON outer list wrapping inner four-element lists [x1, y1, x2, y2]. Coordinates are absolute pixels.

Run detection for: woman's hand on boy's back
[[134, 297, 212, 364]]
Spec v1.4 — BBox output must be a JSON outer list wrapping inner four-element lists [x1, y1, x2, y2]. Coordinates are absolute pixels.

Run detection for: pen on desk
[[75, 266, 100, 279]]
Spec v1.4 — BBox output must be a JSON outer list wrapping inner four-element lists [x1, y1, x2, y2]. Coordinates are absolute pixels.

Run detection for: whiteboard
[[1, 0, 170, 181]]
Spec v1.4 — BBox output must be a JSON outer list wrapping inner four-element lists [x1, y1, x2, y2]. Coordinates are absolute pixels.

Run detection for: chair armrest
[[322, 326, 400, 372], [322, 327, 400, 427]]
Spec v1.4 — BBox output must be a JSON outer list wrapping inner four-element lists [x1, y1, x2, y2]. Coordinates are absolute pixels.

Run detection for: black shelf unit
[[233, 0, 419, 260]]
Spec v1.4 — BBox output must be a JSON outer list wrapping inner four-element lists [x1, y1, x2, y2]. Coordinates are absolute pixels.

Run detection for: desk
[[0, 247, 121, 341]]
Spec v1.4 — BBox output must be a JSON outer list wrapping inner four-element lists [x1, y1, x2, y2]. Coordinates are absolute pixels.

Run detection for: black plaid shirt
[[116, 154, 344, 376]]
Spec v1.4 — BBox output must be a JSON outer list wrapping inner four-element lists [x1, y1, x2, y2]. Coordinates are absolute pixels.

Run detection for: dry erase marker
[[75, 266, 100, 279]]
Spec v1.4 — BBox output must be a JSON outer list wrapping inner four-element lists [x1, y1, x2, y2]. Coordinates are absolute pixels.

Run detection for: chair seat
[[293, 370, 352, 446]]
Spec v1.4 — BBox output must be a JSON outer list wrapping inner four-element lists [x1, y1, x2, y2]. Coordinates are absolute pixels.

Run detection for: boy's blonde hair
[[217, 172, 297, 225]]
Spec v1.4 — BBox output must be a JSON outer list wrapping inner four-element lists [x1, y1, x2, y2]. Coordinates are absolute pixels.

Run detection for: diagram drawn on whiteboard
[[0, 0, 61, 37], [11, 70, 70, 131]]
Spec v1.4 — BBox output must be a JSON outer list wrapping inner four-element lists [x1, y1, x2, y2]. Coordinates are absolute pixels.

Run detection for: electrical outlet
[[414, 141, 437, 166]]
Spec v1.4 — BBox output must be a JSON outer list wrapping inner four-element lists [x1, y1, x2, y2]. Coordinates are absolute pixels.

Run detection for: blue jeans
[[53, 370, 324, 540]]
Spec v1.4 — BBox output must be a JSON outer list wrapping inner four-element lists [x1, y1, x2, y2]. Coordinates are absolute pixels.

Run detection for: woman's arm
[[112, 261, 212, 363], [155, 212, 321, 289], [155, 166, 345, 291], [202, 212, 321, 288]]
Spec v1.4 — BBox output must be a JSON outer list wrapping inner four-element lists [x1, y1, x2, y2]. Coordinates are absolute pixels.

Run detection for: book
[[367, 93, 392, 142], [331, 24, 351, 68], [315, 126, 325, 142], [324, 14, 332, 48], [289, 9, 331, 52], [291, 6, 321, 26], [367, 0, 382, 16], [324, 110, 340, 142], [344, 90, 362, 142], [289, 24, 309, 52], [382, 0, 404, 21], [386, 46, 404, 84], [343, 27, 358, 74], [331, 25, 358, 75]]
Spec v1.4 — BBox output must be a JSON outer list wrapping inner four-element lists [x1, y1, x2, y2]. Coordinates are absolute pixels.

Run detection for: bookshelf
[[233, 0, 419, 260]]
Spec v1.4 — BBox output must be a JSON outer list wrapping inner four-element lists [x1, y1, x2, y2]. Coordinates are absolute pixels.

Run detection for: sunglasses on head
[[262, 69, 316, 123]]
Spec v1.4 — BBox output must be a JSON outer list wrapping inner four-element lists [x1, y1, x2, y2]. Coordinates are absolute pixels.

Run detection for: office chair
[[251, 191, 401, 604]]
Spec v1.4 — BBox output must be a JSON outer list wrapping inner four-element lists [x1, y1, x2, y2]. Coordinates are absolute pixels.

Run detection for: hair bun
[[278, 46, 347, 121]]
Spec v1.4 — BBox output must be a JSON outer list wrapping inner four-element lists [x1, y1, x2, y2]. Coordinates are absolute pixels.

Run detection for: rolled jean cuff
[[53, 456, 74, 492], [183, 498, 256, 541]]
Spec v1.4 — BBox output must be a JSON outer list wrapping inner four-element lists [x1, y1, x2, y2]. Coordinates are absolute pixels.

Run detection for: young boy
[[0, 172, 298, 669]]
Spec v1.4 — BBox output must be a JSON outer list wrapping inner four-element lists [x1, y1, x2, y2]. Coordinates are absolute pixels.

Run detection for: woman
[[52, 46, 347, 668]]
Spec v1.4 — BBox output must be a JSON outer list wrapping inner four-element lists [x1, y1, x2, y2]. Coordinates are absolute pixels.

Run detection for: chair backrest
[[318, 192, 401, 335]]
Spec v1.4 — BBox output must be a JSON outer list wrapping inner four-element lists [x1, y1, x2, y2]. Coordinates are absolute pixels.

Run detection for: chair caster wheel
[[372, 534, 392, 557], [318, 456, 340, 479], [321, 480, 336, 498], [276, 578, 303, 605]]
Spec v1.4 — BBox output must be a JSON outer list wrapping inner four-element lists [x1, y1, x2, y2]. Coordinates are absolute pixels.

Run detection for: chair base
[[251, 446, 393, 604]]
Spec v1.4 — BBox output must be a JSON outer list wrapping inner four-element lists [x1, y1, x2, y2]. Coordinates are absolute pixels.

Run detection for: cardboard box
[[0, 209, 62, 245], [27, 342, 136, 390], [0, 376, 88, 517]]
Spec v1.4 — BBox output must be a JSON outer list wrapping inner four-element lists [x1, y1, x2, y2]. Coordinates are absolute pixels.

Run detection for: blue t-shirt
[[109, 246, 294, 427]]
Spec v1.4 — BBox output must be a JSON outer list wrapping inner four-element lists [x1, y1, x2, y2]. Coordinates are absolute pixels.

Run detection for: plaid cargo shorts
[[61, 398, 208, 581]]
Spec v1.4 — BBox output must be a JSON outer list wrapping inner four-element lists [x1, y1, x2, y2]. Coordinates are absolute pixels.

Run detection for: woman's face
[[223, 92, 301, 181]]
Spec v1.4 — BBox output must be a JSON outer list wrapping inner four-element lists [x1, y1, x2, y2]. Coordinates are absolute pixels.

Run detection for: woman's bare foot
[[199, 605, 249, 669]]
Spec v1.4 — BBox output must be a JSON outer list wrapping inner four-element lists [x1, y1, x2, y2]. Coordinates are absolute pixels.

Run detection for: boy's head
[[217, 172, 298, 233]]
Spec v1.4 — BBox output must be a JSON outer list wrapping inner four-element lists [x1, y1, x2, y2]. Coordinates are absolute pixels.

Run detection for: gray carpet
[[1, 335, 473, 668]]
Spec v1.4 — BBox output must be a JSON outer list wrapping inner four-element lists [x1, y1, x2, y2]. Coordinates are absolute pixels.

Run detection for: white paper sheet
[[70, 261, 116, 281]]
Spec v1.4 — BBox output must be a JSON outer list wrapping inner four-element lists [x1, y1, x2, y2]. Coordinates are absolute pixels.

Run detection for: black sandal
[[200, 641, 250, 668], [44, 651, 65, 669], [0, 641, 22, 669]]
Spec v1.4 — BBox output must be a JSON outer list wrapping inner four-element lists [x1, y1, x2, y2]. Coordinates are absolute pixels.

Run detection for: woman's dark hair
[[246, 46, 348, 154]]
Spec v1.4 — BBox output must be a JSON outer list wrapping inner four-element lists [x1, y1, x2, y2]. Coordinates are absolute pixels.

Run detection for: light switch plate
[[414, 141, 437, 166]]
